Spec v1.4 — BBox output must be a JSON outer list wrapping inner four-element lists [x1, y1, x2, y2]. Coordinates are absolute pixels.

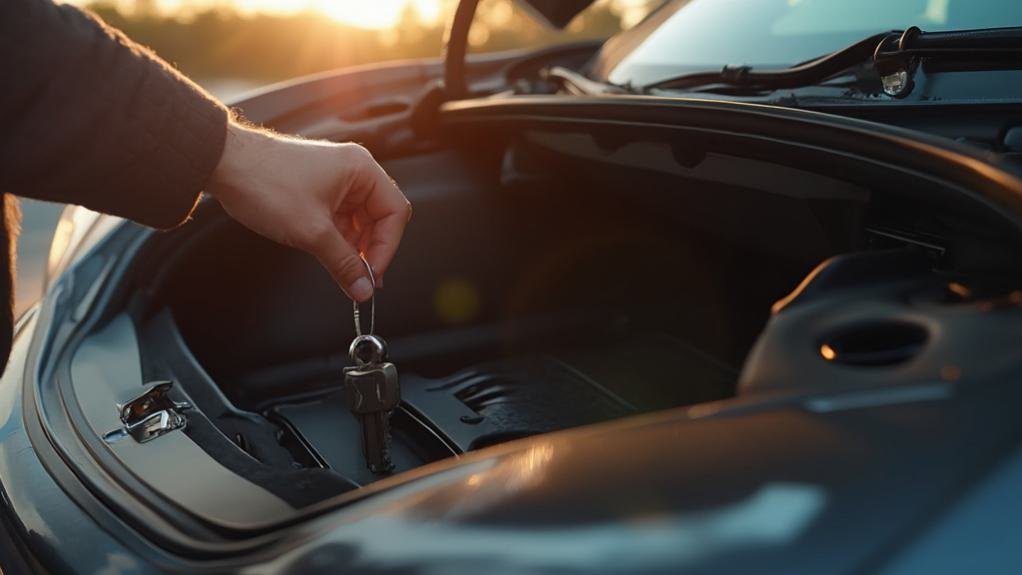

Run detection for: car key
[[342, 258, 400, 474], [344, 335, 400, 473]]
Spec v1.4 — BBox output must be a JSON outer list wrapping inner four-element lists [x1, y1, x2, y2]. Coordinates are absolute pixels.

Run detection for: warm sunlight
[[63, 0, 657, 94], [293, 0, 443, 27], [69, 0, 655, 30], [313, 0, 443, 28], [69, 0, 446, 28]]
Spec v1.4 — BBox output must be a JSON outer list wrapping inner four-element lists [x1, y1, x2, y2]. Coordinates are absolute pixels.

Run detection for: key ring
[[352, 255, 375, 337], [349, 334, 387, 366]]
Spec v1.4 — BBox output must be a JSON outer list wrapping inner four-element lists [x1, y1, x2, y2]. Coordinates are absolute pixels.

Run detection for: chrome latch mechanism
[[874, 28, 920, 98], [104, 381, 191, 444]]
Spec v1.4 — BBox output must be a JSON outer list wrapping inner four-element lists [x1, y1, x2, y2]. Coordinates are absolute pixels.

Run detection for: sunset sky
[[71, 0, 448, 27], [69, 0, 653, 29]]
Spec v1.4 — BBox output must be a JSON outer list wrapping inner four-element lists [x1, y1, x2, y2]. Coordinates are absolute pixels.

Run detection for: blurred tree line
[[83, 0, 636, 83]]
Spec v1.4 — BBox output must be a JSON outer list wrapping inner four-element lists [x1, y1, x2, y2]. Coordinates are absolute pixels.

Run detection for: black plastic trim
[[440, 96, 1022, 232]]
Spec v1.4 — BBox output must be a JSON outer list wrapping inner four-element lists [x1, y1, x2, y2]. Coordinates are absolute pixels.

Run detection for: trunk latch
[[104, 381, 190, 444]]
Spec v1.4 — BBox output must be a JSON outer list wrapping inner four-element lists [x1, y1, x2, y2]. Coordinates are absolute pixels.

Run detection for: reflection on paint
[[46, 216, 74, 276], [947, 282, 971, 299], [445, 443, 557, 517], [257, 483, 827, 574]]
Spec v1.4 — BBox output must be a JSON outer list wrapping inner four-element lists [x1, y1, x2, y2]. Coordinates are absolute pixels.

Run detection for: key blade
[[360, 412, 394, 474]]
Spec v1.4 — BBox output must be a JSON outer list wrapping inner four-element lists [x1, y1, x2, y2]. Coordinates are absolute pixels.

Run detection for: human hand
[[206, 123, 411, 302]]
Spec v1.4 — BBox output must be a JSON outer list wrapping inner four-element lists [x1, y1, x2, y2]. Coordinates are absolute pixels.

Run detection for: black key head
[[343, 363, 400, 414]]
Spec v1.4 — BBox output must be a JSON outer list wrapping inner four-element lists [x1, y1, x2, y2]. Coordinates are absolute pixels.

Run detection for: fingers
[[308, 223, 374, 302], [327, 144, 409, 289], [365, 212, 406, 287], [361, 167, 411, 283], [335, 210, 365, 251]]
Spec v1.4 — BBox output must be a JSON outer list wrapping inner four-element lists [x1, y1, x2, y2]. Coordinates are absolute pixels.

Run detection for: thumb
[[309, 225, 374, 302]]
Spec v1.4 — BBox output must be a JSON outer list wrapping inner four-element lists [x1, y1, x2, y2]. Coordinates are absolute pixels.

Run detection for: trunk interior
[[121, 135, 869, 507]]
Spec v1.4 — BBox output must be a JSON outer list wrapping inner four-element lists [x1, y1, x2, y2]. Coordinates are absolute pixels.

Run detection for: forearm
[[0, 0, 228, 228], [0, 1, 409, 302]]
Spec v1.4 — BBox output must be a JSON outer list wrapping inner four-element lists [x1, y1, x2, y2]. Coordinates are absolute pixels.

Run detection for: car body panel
[[71, 314, 297, 528], [0, 313, 157, 574], [244, 379, 1022, 574]]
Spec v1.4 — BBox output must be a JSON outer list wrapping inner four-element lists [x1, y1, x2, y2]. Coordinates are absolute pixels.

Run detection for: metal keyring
[[352, 255, 375, 337], [349, 334, 388, 367]]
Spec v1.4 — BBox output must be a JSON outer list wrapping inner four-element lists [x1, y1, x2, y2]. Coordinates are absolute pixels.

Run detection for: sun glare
[[230, 0, 445, 28], [82, 0, 445, 29], [76, 0, 649, 31], [311, 0, 424, 28]]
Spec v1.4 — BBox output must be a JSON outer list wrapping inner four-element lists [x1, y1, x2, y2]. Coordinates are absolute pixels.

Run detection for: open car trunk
[[66, 141, 858, 527], [44, 94, 1022, 551], [128, 140, 839, 502]]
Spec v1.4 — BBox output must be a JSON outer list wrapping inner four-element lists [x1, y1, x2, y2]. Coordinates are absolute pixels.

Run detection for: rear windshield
[[600, 0, 1022, 87]]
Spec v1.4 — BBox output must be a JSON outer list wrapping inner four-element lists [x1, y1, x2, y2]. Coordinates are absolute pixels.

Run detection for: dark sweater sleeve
[[0, 0, 228, 229]]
